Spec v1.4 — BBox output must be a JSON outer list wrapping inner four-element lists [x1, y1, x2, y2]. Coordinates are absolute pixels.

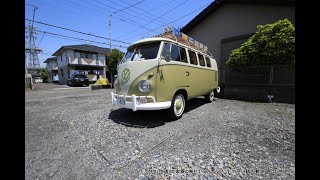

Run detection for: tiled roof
[[52, 44, 111, 56], [43, 57, 57, 63]]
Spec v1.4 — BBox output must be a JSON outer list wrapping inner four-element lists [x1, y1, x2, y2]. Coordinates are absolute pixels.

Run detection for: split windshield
[[121, 42, 160, 63]]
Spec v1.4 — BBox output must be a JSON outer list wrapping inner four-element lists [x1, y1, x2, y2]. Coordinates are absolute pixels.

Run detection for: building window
[[60, 69, 64, 77], [87, 53, 93, 59], [80, 53, 86, 58]]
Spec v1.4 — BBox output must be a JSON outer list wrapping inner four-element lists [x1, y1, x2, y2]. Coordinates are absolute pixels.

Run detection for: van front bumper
[[111, 92, 171, 111]]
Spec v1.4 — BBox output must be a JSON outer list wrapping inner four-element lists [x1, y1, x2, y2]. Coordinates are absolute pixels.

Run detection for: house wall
[[46, 60, 58, 83], [55, 49, 107, 85], [46, 63, 52, 83], [183, 3, 295, 103], [185, 3, 295, 68], [98, 53, 105, 61], [58, 67, 70, 85], [46, 63, 51, 71], [56, 56, 62, 67]]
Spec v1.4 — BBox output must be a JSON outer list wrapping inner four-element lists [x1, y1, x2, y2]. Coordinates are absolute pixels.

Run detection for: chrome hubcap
[[209, 90, 214, 101], [174, 95, 185, 116]]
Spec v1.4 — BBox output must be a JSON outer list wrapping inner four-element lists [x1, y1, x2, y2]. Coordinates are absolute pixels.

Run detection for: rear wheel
[[204, 89, 215, 103], [167, 93, 186, 120]]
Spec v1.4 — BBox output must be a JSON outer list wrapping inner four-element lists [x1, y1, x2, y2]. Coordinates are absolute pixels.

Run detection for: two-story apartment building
[[51, 44, 109, 85], [44, 57, 59, 83]]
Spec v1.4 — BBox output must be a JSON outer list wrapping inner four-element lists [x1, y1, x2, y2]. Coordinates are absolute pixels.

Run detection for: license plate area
[[117, 96, 126, 105], [137, 97, 147, 104]]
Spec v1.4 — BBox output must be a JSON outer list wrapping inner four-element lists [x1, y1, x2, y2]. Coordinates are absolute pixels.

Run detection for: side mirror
[[164, 49, 171, 62]]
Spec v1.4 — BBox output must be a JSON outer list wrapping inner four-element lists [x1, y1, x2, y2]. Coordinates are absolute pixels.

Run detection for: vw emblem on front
[[121, 69, 130, 83]]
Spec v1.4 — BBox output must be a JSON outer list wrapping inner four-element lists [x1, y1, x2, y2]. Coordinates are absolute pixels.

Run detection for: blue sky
[[25, 0, 214, 67]]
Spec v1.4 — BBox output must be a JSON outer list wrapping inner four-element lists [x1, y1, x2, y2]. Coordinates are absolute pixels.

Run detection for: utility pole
[[29, 4, 39, 68], [109, 15, 112, 53], [109, 15, 113, 88], [26, 4, 41, 77]]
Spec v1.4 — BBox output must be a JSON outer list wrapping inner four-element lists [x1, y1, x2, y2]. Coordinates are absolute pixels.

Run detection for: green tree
[[40, 68, 48, 82], [226, 19, 295, 71], [107, 49, 124, 75], [107, 49, 124, 86]]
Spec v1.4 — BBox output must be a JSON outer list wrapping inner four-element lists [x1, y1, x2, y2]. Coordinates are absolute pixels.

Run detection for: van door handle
[[186, 71, 190, 76]]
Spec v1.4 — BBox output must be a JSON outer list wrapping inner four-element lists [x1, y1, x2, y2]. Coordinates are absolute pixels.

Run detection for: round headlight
[[138, 80, 151, 92]]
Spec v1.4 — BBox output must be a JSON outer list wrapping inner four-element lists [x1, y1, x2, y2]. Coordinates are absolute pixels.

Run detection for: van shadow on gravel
[[108, 98, 208, 128]]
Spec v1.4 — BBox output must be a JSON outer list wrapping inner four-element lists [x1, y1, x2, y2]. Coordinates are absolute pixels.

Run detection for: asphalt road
[[25, 84, 295, 179]]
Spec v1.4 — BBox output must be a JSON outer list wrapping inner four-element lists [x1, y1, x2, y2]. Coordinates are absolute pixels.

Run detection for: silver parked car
[[33, 77, 43, 83]]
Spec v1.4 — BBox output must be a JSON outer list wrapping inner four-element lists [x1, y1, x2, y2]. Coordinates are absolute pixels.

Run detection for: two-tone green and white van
[[111, 37, 220, 119]]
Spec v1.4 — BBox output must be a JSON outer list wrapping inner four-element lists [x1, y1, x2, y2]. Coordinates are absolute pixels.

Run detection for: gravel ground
[[25, 84, 295, 180], [32, 83, 72, 91]]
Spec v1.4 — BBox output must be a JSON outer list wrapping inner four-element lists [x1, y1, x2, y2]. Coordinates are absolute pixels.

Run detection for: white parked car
[[33, 77, 43, 83]]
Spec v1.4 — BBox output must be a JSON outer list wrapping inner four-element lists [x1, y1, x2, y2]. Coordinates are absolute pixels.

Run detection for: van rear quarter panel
[[188, 66, 217, 99], [156, 60, 218, 101]]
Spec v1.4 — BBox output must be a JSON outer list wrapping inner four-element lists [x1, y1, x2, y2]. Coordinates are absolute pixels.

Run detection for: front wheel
[[204, 89, 215, 103], [167, 93, 186, 120]]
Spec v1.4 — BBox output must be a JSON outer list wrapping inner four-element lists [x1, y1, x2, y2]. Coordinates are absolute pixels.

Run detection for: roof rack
[[153, 27, 211, 55]]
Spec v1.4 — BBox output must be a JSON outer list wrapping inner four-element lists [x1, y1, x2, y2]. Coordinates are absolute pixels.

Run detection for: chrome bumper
[[111, 92, 171, 111]]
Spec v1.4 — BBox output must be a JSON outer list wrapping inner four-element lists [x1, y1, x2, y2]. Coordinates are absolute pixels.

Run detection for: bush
[[226, 19, 295, 71], [41, 68, 48, 82]]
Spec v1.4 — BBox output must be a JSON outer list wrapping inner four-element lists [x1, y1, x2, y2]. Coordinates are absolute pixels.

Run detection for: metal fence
[[218, 65, 295, 103]]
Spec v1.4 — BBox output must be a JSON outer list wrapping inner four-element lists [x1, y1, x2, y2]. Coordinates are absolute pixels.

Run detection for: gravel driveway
[[25, 86, 295, 179]]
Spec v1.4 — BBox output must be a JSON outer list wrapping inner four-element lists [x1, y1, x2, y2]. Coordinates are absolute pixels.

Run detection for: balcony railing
[[68, 57, 105, 66], [52, 64, 58, 70]]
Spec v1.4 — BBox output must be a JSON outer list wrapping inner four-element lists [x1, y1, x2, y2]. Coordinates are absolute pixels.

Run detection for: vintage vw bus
[[111, 33, 220, 119]]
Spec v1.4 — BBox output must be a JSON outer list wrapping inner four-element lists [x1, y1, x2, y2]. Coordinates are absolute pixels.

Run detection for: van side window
[[188, 50, 198, 65], [161, 43, 170, 58], [162, 43, 188, 63], [205, 57, 211, 67], [171, 45, 180, 61], [179, 47, 188, 63], [198, 54, 205, 67], [171, 44, 188, 63]]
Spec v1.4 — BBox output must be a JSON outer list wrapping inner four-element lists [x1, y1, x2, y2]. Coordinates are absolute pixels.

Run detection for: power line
[[120, 3, 211, 41], [92, 0, 162, 28], [25, 3, 38, 8], [99, 0, 163, 26], [27, 0, 111, 29], [39, 52, 55, 56], [37, 32, 46, 47], [116, 0, 191, 39], [25, 19, 130, 45], [25, 28, 127, 49], [74, 0, 159, 28], [113, 0, 144, 14], [116, 0, 181, 25], [107, 0, 166, 26]]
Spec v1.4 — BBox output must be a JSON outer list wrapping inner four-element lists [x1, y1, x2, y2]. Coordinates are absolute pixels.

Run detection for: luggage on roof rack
[[153, 27, 209, 55]]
